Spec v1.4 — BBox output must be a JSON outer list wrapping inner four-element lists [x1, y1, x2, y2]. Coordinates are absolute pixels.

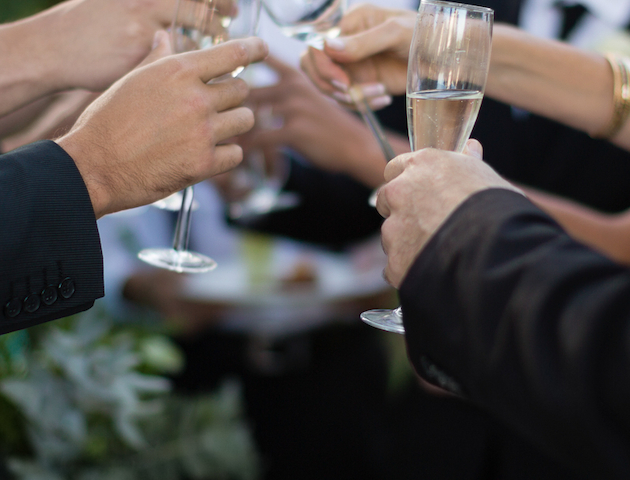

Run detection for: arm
[[0, 36, 269, 333], [525, 187, 630, 265], [0, 0, 175, 116], [376, 143, 630, 478], [300, 5, 629, 151], [399, 189, 630, 479], [0, 141, 103, 333]]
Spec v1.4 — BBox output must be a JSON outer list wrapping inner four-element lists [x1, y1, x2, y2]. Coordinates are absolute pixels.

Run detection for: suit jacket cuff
[[0, 140, 104, 333]]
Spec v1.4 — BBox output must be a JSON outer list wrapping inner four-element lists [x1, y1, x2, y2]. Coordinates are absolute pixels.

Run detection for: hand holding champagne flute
[[361, 0, 493, 334], [138, 0, 262, 273]]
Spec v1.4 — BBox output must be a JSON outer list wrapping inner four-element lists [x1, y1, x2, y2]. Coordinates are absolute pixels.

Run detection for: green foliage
[[0, 308, 260, 480], [0, 0, 63, 23]]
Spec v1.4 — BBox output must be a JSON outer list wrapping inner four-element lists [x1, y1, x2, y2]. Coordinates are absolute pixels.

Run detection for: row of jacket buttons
[[3, 278, 76, 318]]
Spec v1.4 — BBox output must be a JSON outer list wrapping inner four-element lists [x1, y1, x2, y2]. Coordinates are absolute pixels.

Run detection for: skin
[[0, 0, 178, 117], [299, 5, 623, 147], [56, 33, 269, 219], [376, 140, 521, 288], [237, 55, 409, 189]]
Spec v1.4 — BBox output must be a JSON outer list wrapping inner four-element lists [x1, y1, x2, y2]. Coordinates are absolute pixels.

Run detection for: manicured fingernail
[[361, 83, 387, 98], [152, 31, 161, 49], [326, 38, 346, 50], [332, 91, 353, 103], [331, 79, 349, 92], [369, 95, 392, 109]]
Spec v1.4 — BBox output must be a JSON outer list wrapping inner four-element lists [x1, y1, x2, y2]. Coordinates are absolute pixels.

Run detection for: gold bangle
[[595, 53, 630, 139]]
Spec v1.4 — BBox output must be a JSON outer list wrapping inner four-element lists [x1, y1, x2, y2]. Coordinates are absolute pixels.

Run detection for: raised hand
[[57, 35, 269, 218], [299, 4, 415, 100]]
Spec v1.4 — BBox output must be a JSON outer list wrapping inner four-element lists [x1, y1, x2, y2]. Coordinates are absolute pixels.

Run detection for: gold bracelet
[[595, 53, 630, 139]]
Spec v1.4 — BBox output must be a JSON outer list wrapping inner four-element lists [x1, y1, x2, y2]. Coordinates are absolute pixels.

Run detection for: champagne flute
[[138, 0, 262, 273], [262, 0, 397, 163], [361, 0, 493, 334]]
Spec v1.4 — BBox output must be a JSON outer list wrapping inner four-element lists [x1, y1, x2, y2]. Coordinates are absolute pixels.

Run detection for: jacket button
[[59, 278, 76, 299], [41, 285, 58, 306], [23, 294, 41, 313], [4, 298, 21, 318]]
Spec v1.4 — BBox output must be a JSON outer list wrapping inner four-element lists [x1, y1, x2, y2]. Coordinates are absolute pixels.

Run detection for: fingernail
[[152, 31, 163, 49], [361, 83, 387, 98], [467, 140, 483, 159], [331, 79, 349, 92], [332, 91, 353, 103], [369, 95, 392, 109], [326, 38, 346, 50]]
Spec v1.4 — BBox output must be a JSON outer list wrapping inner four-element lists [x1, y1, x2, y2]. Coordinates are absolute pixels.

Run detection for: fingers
[[187, 37, 268, 84], [212, 106, 256, 144], [211, 143, 245, 176], [299, 47, 351, 95], [463, 138, 484, 159], [205, 77, 251, 114], [247, 83, 288, 106], [324, 15, 413, 64], [383, 152, 414, 183], [137, 30, 173, 68]]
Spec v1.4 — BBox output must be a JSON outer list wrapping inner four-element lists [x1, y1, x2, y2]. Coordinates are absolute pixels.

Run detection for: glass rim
[[418, 1, 494, 15]]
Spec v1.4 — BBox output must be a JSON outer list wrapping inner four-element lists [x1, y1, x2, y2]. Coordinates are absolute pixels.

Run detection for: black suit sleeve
[[399, 188, 630, 479], [230, 158, 383, 251], [0, 140, 104, 334]]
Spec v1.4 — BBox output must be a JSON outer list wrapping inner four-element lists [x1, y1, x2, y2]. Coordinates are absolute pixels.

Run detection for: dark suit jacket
[[400, 188, 630, 479], [0, 140, 104, 334]]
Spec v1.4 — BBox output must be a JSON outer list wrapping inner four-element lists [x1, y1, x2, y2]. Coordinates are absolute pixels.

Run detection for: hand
[[299, 4, 415, 100], [241, 55, 398, 188], [40, 0, 177, 92], [57, 34, 269, 218], [376, 140, 522, 288]]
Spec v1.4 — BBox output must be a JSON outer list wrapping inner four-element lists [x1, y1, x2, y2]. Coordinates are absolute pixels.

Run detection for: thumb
[[138, 30, 173, 68], [463, 139, 484, 159]]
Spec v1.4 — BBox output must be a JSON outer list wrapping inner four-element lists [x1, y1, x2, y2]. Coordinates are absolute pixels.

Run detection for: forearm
[[339, 126, 409, 189], [400, 189, 630, 478], [487, 25, 624, 146], [0, 12, 67, 116], [526, 187, 630, 265]]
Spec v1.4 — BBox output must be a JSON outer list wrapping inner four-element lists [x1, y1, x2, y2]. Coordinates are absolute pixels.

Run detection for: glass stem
[[349, 86, 396, 162], [172, 186, 195, 252]]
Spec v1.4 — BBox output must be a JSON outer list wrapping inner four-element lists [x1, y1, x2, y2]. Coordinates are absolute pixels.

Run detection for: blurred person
[[0, 2, 269, 334]]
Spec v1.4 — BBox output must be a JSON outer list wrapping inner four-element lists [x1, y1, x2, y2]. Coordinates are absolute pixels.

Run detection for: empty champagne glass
[[138, 0, 262, 273], [361, 0, 493, 334]]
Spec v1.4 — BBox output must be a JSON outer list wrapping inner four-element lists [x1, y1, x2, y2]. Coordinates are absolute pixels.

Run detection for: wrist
[[56, 129, 112, 219]]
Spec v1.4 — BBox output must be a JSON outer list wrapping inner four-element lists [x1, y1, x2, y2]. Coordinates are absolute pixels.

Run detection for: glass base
[[368, 189, 378, 208], [360, 306, 405, 334], [138, 248, 217, 274], [229, 189, 299, 219], [152, 192, 199, 212]]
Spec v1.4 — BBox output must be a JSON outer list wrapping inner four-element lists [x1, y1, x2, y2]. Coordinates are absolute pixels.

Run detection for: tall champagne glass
[[138, 0, 262, 273], [262, 0, 397, 163], [361, 0, 493, 334]]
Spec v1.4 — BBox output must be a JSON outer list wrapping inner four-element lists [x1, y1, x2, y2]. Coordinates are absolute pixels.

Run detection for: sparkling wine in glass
[[138, 0, 262, 273], [361, 0, 493, 334]]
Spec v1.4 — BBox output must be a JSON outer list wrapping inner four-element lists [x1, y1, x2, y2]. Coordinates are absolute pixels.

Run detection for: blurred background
[[0, 0, 61, 23]]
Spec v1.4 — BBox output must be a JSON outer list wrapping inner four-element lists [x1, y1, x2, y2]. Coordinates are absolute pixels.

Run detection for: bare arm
[[300, 6, 628, 151], [487, 25, 619, 146], [0, 0, 175, 117], [525, 187, 630, 266]]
